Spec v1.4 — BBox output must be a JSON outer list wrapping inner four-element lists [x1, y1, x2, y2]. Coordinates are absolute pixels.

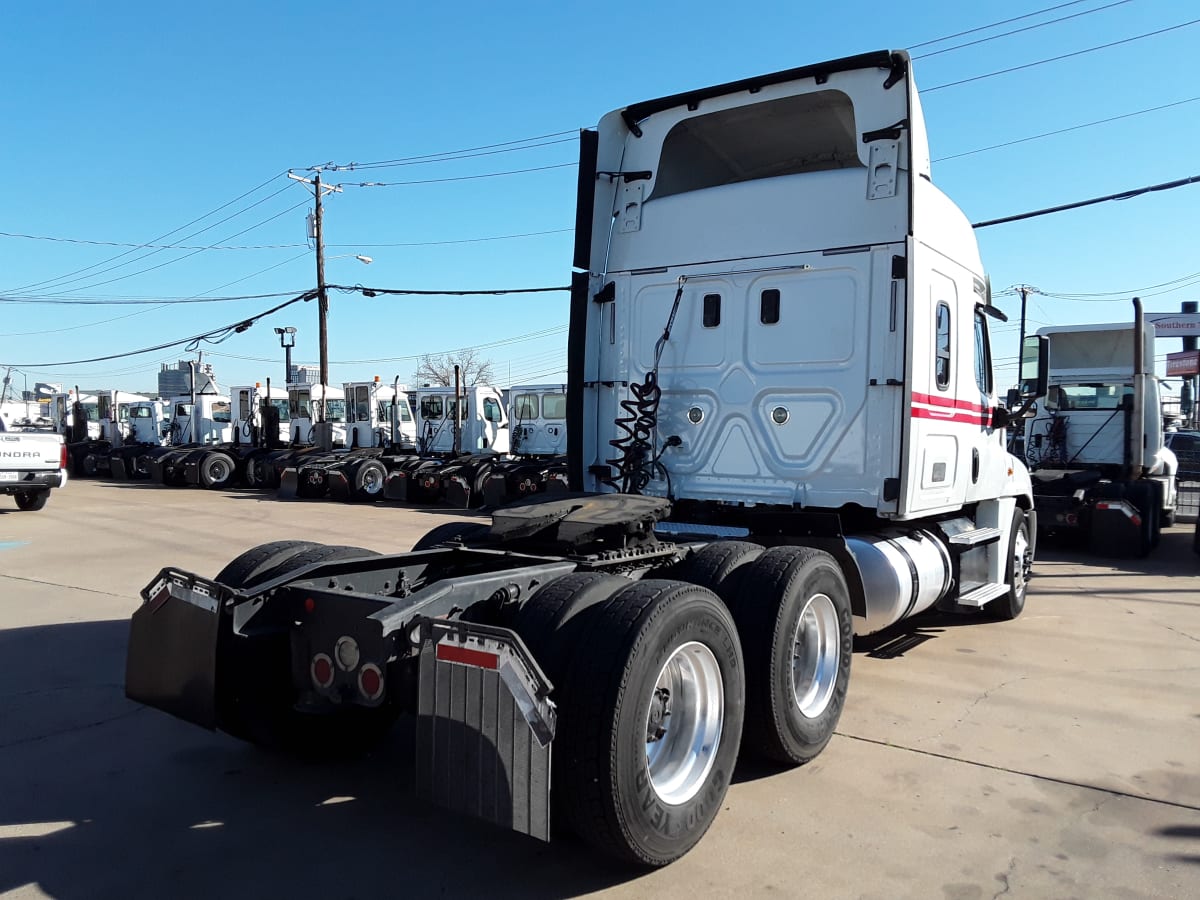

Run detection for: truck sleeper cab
[[126, 51, 1044, 869]]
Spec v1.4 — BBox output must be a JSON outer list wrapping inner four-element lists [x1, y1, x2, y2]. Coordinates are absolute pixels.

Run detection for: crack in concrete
[[836, 731, 1200, 814], [991, 856, 1017, 900], [0, 706, 145, 752], [0, 572, 133, 600]]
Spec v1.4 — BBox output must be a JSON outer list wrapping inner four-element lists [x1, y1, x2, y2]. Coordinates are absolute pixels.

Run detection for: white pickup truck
[[0, 418, 68, 511]]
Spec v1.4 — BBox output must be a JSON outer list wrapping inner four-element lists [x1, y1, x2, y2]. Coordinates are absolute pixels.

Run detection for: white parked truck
[[126, 51, 1046, 866], [1024, 300, 1178, 555], [0, 417, 67, 510]]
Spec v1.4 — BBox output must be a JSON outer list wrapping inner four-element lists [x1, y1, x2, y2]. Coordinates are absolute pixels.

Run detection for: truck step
[[947, 526, 1002, 547], [957, 581, 1010, 608]]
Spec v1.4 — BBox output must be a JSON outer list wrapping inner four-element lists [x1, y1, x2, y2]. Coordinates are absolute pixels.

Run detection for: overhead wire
[[934, 97, 1200, 162], [925, 19, 1200, 92], [913, 0, 1135, 60], [5, 172, 292, 294], [972, 174, 1200, 228], [338, 162, 576, 189], [909, 0, 1096, 48], [1, 290, 317, 368]]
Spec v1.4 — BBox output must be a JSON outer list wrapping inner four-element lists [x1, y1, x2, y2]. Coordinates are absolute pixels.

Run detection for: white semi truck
[[1024, 301, 1178, 555], [126, 51, 1046, 866]]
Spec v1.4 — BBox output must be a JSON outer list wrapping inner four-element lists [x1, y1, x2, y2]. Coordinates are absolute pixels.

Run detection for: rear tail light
[[311, 654, 335, 689], [358, 664, 384, 701], [60, 444, 68, 469]]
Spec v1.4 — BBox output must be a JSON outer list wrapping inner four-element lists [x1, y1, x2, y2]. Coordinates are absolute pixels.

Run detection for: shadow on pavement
[[0, 619, 641, 899]]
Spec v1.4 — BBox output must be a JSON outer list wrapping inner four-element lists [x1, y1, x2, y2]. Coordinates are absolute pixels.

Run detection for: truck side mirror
[[1019, 335, 1049, 401]]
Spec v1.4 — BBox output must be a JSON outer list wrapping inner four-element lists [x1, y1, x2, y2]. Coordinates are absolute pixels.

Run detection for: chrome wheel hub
[[644, 641, 724, 805]]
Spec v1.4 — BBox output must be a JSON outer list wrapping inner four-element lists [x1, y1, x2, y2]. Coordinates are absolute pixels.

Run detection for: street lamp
[[274, 326, 297, 384]]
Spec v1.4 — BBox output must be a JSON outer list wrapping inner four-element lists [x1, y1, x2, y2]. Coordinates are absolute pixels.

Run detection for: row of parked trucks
[[54, 379, 572, 508]]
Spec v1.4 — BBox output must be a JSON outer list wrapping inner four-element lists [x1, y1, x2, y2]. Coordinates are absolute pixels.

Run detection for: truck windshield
[[270, 399, 290, 421], [289, 390, 311, 418], [1046, 384, 1133, 411], [325, 400, 346, 422]]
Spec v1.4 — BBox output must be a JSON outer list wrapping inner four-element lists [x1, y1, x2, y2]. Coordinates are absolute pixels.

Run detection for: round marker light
[[334, 636, 361, 672], [771, 406, 790, 425], [687, 407, 704, 424], [311, 654, 334, 689], [358, 664, 384, 701]]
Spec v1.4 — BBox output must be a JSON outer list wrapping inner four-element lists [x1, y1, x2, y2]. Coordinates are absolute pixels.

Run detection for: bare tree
[[413, 348, 495, 387]]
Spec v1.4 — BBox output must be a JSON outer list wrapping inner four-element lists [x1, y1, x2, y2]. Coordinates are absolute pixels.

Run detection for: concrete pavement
[[1, 480, 1197, 898]]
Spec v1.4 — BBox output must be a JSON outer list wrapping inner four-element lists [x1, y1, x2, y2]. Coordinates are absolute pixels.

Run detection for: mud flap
[[111, 456, 129, 479], [277, 467, 300, 499], [384, 470, 410, 501], [327, 469, 352, 501], [125, 570, 223, 729], [415, 619, 555, 842]]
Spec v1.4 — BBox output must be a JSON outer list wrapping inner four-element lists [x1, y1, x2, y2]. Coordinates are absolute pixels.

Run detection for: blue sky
[[1, 0, 1197, 397]]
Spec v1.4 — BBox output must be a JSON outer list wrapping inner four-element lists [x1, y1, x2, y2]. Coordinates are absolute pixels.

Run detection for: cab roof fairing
[[586, 50, 931, 276]]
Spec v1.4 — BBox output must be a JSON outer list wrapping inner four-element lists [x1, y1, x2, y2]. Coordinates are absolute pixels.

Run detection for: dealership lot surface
[[1, 481, 1197, 899]]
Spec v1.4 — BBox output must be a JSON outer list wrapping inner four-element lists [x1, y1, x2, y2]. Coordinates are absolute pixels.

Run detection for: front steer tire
[[554, 579, 745, 866]]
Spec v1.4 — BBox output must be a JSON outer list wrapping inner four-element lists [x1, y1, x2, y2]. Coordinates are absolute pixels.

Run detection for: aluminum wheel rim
[[362, 467, 383, 494], [210, 459, 230, 481], [792, 593, 839, 719], [1012, 524, 1031, 596], [644, 641, 724, 806]]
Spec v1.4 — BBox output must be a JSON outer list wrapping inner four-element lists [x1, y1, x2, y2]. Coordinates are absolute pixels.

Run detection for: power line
[[1, 291, 317, 368], [909, 0, 1096, 48], [925, 19, 1200, 92], [39, 195, 313, 296], [0, 231, 308, 251], [913, 0, 1135, 60], [331, 283, 571, 297], [319, 137, 578, 172], [339, 162, 576, 189], [0, 290, 305, 306], [934, 96, 1200, 162], [972, 174, 1200, 228], [310, 130, 578, 172], [4, 172, 291, 294], [327, 227, 573, 249]]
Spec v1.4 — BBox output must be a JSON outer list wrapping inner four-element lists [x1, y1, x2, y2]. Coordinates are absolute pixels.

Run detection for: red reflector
[[304, 597, 315, 613], [436, 643, 499, 670], [311, 654, 334, 688], [358, 664, 383, 700]]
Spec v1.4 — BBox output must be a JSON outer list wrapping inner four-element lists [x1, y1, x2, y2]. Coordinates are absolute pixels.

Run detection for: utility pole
[[1016, 285, 1030, 386], [288, 172, 343, 422]]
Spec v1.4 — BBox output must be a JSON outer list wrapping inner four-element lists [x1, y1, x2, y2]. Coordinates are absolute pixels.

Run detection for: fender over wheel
[[729, 546, 852, 766], [411, 520, 489, 551]]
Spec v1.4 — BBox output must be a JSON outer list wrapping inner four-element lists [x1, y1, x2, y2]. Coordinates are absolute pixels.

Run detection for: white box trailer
[[126, 50, 1047, 866]]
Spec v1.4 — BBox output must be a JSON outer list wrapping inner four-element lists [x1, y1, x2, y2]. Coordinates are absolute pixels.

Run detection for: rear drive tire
[[411, 520, 488, 551], [352, 459, 388, 501], [512, 571, 629, 686], [219, 543, 395, 756], [991, 509, 1031, 621], [672, 540, 764, 602], [555, 579, 744, 866], [14, 490, 49, 512], [729, 546, 852, 765], [200, 452, 236, 489], [215, 539, 320, 589]]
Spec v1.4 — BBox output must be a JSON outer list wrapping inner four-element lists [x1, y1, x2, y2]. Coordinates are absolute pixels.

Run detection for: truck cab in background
[[288, 382, 349, 448], [1024, 304, 1178, 555]]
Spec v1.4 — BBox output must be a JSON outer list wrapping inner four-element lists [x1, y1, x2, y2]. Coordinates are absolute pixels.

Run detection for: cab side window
[[935, 303, 952, 390], [973, 309, 992, 395]]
